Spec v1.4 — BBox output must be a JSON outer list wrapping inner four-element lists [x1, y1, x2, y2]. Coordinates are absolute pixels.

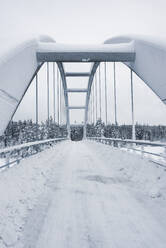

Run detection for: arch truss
[[36, 42, 135, 137], [1, 35, 166, 137]]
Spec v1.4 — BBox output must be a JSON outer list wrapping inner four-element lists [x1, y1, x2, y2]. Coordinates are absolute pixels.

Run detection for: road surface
[[21, 141, 166, 248]]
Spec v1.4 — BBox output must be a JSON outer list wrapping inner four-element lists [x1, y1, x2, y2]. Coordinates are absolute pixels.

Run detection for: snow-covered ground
[[0, 140, 166, 247]]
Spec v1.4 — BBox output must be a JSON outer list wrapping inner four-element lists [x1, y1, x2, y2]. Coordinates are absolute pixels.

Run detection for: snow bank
[[0, 141, 66, 248]]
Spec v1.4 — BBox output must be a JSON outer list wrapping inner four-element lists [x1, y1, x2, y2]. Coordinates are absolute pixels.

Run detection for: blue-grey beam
[[56, 62, 70, 136], [65, 72, 90, 77], [36, 52, 135, 63], [68, 106, 86, 110], [84, 62, 100, 137], [66, 88, 88, 93]]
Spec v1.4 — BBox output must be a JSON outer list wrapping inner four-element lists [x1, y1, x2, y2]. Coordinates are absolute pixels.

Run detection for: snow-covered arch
[[0, 35, 55, 135], [0, 34, 166, 135], [104, 35, 166, 103]]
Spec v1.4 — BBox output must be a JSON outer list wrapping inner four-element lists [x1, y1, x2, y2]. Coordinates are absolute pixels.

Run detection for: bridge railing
[[0, 137, 67, 170], [87, 137, 166, 167]]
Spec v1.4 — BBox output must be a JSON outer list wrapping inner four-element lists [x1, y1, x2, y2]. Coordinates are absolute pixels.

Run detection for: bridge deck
[[0, 141, 166, 247]]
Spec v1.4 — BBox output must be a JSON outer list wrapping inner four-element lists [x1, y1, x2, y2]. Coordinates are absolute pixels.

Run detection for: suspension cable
[[60, 76, 62, 125], [35, 73, 38, 125], [53, 62, 56, 123], [113, 62, 117, 125], [90, 91, 92, 124], [47, 62, 50, 125], [91, 85, 93, 124], [95, 73, 97, 122], [88, 98, 90, 124], [104, 62, 108, 125], [93, 77, 95, 124], [99, 64, 102, 120], [57, 66, 60, 125], [130, 69, 136, 140]]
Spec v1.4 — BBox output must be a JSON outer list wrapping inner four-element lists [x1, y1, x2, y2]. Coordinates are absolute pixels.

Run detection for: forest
[[0, 117, 67, 148], [1, 118, 166, 148]]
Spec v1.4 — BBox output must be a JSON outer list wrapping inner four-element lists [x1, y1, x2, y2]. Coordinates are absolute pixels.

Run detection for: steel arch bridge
[[0, 34, 166, 137]]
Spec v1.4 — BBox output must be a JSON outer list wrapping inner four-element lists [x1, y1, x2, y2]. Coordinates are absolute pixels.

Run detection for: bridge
[[0, 35, 166, 247]]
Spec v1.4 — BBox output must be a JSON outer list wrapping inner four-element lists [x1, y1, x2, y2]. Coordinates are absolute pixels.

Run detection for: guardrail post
[[164, 146, 166, 159], [6, 152, 10, 168], [132, 142, 136, 154], [141, 145, 144, 158], [17, 150, 20, 164], [127, 143, 130, 152]]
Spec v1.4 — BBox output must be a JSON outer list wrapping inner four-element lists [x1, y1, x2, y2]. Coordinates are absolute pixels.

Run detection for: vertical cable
[[99, 64, 102, 120], [93, 79, 95, 124], [53, 63, 56, 123], [90, 93, 92, 124], [91, 83, 93, 123], [88, 99, 90, 124], [130, 69, 136, 140], [60, 76, 62, 125], [92, 86, 93, 123], [35, 74, 38, 125], [57, 67, 60, 125], [95, 73, 97, 122], [104, 62, 108, 125], [89, 93, 91, 124], [113, 62, 117, 125], [47, 62, 50, 125]]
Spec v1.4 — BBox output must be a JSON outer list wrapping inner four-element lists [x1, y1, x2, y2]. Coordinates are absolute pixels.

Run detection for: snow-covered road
[[1, 141, 166, 248]]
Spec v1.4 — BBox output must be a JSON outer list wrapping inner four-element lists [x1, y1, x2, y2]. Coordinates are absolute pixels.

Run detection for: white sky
[[1, 0, 166, 125]]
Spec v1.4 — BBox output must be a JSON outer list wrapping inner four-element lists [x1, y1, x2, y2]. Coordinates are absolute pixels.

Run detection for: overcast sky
[[1, 0, 166, 125]]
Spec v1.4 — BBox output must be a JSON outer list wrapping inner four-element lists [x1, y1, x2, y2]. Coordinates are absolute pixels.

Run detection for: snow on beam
[[36, 42, 135, 62]]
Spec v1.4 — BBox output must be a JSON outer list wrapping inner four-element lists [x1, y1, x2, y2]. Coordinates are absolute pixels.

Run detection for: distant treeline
[[86, 119, 166, 141], [1, 118, 166, 148], [0, 117, 67, 148]]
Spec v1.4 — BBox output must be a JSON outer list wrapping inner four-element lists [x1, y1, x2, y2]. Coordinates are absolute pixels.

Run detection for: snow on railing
[[0, 137, 67, 170], [87, 137, 166, 167]]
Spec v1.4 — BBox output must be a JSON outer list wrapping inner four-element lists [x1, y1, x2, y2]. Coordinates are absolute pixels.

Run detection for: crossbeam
[[37, 43, 135, 62], [68, 106, 86, 110], [66, 88, 88, 93], [65, 72, 90, 77], [37, 52, 135, 62]]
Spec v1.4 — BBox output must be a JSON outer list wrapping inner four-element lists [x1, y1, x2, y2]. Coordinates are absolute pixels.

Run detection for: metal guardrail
[[0, 137, 67, 170], [87, 137, 166, 166]]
